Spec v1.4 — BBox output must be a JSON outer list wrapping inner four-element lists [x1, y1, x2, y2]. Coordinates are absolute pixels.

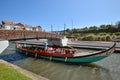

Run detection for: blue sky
[[0, 0, 120, 31]]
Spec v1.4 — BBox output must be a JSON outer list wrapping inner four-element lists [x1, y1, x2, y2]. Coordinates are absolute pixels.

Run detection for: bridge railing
[[0, 30, 63, 40]]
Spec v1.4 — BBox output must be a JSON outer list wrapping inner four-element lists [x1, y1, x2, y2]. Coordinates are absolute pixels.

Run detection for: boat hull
[[16, 48, 108, 63], [38, 55, 106, 63], [16, 42, 116, 63]]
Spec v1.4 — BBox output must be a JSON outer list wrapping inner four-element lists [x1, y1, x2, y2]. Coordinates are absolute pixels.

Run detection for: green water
[[1, 41, 120, 80]]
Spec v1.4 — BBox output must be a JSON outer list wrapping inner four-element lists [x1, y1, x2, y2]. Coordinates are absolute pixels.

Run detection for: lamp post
[[64, 23, 66, 36], [23, 30, 26, 41], [51, 25, 53, 39], [72, 19, 73, 34]]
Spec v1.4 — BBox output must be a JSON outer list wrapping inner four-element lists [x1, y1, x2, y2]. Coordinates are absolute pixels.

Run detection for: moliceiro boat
[[15, 41, 116, 63]]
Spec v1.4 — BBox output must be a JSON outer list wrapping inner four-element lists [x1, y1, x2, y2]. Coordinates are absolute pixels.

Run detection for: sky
[[0, 0, 120, 31]]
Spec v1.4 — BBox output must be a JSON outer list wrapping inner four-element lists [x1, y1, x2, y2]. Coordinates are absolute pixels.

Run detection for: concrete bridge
[[0, 30, 67, 46], [0, 30, 63, 40]]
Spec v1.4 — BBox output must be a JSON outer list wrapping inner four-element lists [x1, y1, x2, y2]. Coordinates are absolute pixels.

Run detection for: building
[[1, 20, 42, 31]]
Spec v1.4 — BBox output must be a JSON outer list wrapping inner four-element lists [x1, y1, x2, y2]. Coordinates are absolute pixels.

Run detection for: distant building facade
[[1, 20, 42, 31]]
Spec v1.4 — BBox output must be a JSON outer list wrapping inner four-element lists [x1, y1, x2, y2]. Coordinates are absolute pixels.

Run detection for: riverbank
[[0, 59, 48, 80]]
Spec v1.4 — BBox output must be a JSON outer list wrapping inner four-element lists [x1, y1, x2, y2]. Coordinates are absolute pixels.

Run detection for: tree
[[100, 25, 107, 29], [89, 26, 98, 31], [80, 27, 88, 31], [65, 28, 71, 34], [116, 21, 120, 31], [107, 24, 116, 32], [38, 25, 42, 28]]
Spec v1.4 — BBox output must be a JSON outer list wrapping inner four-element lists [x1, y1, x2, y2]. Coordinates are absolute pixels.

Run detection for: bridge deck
[[16, 41, 45, 46], [0, 30, 63, 40]]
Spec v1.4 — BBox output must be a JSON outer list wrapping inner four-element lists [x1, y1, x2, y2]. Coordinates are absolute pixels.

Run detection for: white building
[[1, 20, 42, 31]]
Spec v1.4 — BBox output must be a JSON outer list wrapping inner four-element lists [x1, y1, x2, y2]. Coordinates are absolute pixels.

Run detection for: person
[[48, 47, 53, 53], [44, 42, 48, 51], [56, 48, 60, 53], [61, 48, 65, 54]]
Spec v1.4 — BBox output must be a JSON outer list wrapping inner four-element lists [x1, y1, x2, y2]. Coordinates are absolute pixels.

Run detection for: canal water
[[1, 41, 120, 80]]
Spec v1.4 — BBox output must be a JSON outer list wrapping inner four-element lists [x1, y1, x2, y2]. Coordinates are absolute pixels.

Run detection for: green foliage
[[89, 26, 98, 31], [61, 21, 120, 41], [38, 25, 42, 28], [116, 21, 120, 31], [115, 32, 120, 36], [95, 36, 101, 41], [100, 24, 107, 29], [73, 33, 80, 38], [112, 34, 117, 39], [101, 36, 106, 41], [98, 32, 107, 36], [82, 34, 96, 41], [106, 35, 111, 41], [65, 28, 71, 33]]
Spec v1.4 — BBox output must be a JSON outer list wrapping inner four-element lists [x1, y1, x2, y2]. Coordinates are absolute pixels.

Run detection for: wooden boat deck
[[74, 52, 92, 56], [73, 50, 103, 57]]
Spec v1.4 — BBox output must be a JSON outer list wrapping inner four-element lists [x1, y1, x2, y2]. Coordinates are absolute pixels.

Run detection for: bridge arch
[[0, 30, 63, 40]]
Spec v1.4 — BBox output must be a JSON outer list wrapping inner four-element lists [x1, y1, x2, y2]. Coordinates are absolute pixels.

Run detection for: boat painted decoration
[[16, 41, 116, 63]]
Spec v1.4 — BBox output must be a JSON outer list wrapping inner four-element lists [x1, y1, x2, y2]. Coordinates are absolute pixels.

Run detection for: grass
[[0, 62, 32, 80]]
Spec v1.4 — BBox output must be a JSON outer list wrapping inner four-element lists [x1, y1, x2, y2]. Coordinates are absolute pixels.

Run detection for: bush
[[86, 35, 94, 41], [112, 34, 117, 40], [98, 32, 107, 36], [101, 36, 106, 41], [82, 34, 96, 41], [115, 32, 120, 36], [95, 36, 101, 41], [106, 35, 111, 41]]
